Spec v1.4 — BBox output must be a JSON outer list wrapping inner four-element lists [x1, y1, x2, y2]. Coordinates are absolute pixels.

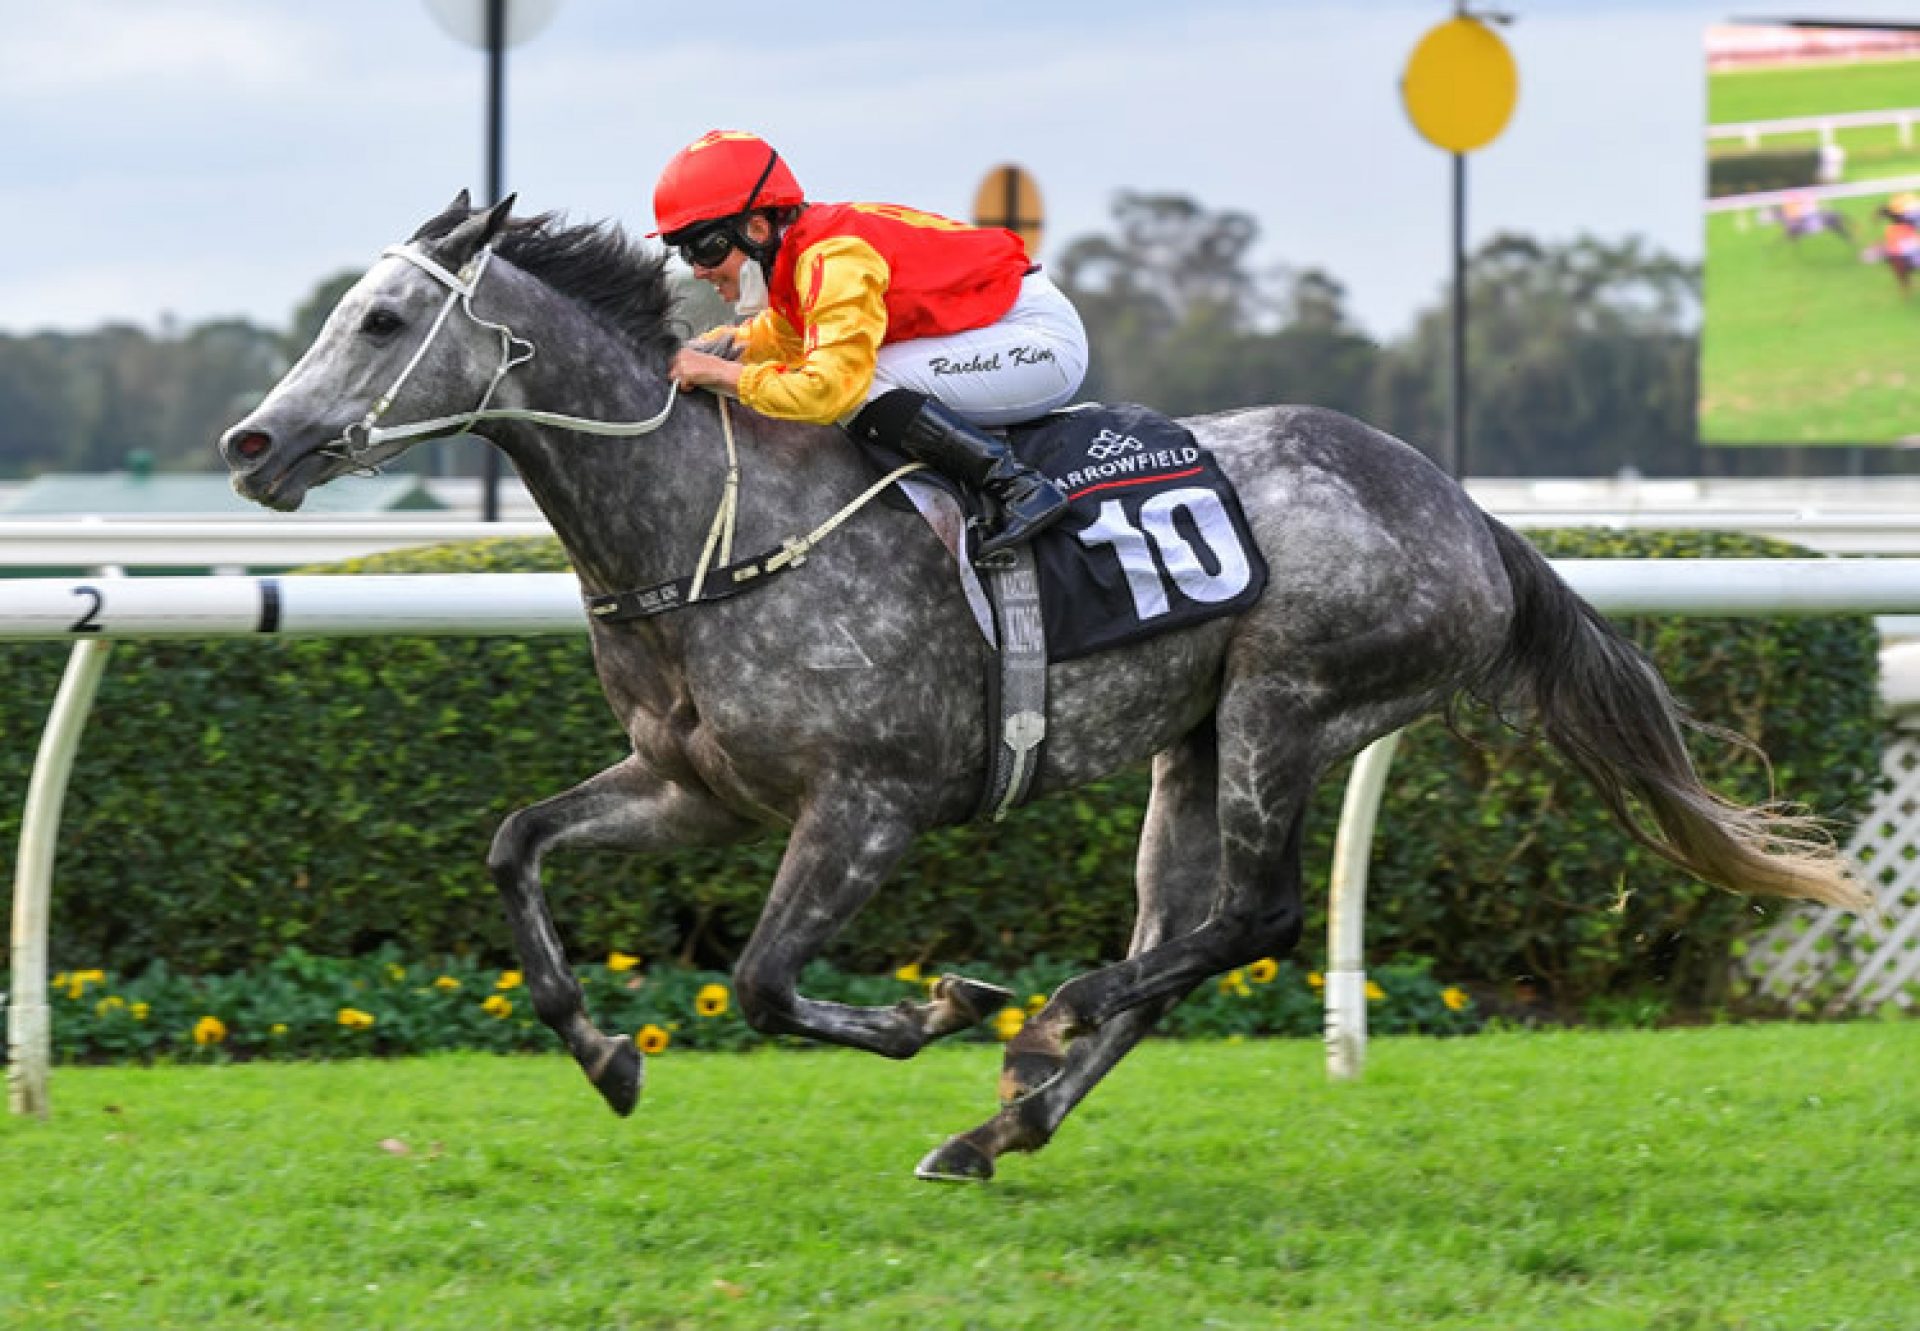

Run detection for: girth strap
[[976, 546, 1049, 821]]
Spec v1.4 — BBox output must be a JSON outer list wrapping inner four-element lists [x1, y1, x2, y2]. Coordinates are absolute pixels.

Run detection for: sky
[[4, 0, 1918, 344]]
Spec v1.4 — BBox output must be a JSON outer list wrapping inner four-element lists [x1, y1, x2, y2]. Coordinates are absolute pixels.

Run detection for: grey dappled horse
[[221, 196, 1865, 1182]]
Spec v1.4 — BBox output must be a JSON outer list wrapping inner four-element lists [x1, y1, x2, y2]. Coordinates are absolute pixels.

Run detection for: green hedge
[[1707, 149, 1821, 198], [0, 530, 1880, 1016]]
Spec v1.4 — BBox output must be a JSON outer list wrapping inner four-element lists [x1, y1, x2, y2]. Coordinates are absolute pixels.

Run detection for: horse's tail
[[1476, 516, 1869, 912]]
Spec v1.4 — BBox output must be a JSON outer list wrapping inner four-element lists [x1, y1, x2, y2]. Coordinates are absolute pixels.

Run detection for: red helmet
[[652, 130, 805, 237]]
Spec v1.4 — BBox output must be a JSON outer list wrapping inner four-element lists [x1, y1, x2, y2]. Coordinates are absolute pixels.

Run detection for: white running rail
[[10, 561, 1920, 1114]]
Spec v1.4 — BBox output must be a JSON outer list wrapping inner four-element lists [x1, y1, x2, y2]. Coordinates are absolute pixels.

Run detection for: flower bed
[[1, 950, 1480, 1063]]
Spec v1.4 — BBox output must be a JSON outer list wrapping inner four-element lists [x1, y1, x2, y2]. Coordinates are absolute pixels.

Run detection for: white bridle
[[321, 242, 679, 470]]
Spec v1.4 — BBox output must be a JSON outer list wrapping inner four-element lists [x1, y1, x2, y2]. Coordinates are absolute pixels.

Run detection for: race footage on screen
[[1702, 23, 1920, 446]]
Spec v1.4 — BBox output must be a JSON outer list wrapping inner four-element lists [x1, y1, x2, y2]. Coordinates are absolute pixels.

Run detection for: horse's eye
[[361, 309, 404, 337]]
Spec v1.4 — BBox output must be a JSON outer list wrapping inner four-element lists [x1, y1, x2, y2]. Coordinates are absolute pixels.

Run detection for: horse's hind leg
[[729, 784, 1012, 1056], [918, 726, 1221, 1182], [487, 756, 750, 1115], [1000, 680, 1316, 1105]]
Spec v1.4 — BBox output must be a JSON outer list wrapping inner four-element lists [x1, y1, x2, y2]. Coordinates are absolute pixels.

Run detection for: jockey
[[654, 130, 1089, 561]]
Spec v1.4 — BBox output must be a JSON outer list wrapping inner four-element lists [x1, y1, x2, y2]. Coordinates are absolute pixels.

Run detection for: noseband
[[321, 243, 679, 470]]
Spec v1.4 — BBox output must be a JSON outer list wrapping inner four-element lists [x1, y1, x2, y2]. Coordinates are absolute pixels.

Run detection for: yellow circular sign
[[1401, 17, 1518, 154]]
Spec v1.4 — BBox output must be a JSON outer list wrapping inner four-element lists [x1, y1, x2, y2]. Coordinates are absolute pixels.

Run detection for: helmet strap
[[727, 147, 790, 275], [729, 206, 793, 281]]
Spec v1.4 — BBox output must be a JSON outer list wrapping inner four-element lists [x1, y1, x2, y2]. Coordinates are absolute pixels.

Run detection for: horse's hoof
[[589, 1035, 643, 1117], [998, 1048, 1066, 1106], [936, 974, 1015, 1027], [915, 1137, 995, 1183]]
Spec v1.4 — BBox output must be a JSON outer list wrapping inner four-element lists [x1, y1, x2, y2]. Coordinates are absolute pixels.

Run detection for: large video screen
[[1701, 23, 1920, 445]]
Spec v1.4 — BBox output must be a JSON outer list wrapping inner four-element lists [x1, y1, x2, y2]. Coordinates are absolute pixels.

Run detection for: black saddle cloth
[[858, 402, 1268, 662], [1011, 404, 1268, 660]]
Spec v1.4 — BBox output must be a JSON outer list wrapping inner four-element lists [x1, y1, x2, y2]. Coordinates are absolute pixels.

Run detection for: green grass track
[[3, 1024, 1916, 1329], [1710, 56, 1920, 125], [1702, 197, 1920, 444]]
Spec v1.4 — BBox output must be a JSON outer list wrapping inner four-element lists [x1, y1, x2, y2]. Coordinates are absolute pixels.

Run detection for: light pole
[[423, 0, 560, 519], [1401, 6, 1517, 481]]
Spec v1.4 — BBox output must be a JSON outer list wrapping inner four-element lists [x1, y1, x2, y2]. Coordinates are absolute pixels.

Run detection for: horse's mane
[[416, 208, 681, 361]]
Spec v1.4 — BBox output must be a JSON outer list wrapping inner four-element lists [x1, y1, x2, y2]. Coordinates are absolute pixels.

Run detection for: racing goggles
[[672, 222, 739, 271]]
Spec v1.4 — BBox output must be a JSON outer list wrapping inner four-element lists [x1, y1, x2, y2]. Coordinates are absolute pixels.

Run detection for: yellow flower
[[893, 962, 923, 985], [1026, 993, 1048, 1014], [337, 1007, 376, 1030], [1441, 986, 1469, 1012], [192, 1015, 227, 1045], [386, 963, 408, 983], [607, 951, 641, 973], [637, 1023, 670, 1055], [131, 1001, 150, 1021], [95, 995, 126, 1017], [433, 975, 462, 992], [496, 970, 523, 991], [992, 1007, 1026, 1041], [1218, 969, 1251, 998], [695, 983, 729, 1018], [1307, 971, 1325, 990], [66, 969, 106, 999], [481, 995, 513, 1019], [1248, 958, 1280, 984], [269, 1023, 289, 1038], [1365, 981, 1386, 1003]]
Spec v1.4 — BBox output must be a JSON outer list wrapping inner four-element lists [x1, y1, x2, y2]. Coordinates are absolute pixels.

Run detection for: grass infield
[[1701, 193, 1919, 445], [3, 1024, 1916, 1330], [1709, 56, 1920, 126]]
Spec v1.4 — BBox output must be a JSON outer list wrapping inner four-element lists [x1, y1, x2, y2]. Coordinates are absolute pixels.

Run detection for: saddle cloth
[[876, 403, 1269, 662]]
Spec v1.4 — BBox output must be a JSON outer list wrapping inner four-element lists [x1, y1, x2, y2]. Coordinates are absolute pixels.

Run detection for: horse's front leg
[[731, 786, 1011, 1057], [487, 755, 751, 1115]]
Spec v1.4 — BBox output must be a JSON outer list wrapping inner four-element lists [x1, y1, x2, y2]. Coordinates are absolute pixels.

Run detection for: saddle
[[864, 403, 1269, 819]]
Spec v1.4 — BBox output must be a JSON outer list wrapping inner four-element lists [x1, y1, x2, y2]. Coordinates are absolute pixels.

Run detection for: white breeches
[[867, 270, 1089, 427]]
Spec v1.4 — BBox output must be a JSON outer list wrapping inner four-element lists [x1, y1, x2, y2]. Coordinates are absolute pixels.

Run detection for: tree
[[1371, 233, 1700, 476], [1055, 192, 1379, 418]]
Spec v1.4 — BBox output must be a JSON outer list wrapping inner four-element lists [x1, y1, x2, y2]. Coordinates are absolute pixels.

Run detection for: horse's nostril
[[232, 430, 271, 461]]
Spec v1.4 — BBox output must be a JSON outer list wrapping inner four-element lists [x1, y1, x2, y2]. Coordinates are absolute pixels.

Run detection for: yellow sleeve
[[736, 236, 890, 424], [730, 311, 804, 364], [690, 314, 802, 362]]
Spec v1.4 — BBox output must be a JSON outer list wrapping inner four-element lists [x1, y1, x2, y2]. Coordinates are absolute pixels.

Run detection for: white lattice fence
[[1745, 720, 1920, 1012]]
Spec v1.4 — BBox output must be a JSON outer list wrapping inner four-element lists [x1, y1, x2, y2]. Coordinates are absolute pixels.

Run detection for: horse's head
[[220, 191, 516, 511]]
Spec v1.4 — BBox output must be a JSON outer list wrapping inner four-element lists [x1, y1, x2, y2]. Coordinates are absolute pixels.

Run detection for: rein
[[326, 239, 922, 622]]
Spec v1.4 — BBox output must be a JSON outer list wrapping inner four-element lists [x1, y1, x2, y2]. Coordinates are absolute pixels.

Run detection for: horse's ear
[[408, 190, 476, 243], [432, 193, 517, 268], [477, 193, 515, 247]]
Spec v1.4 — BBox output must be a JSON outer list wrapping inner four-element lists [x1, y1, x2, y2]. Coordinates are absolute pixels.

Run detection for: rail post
[[8, 638, 112, 1118], [1325, 731, 1401, 1081]]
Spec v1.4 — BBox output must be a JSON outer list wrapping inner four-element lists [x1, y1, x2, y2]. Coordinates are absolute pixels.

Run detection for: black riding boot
[[848, 389, 1069, 561]]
